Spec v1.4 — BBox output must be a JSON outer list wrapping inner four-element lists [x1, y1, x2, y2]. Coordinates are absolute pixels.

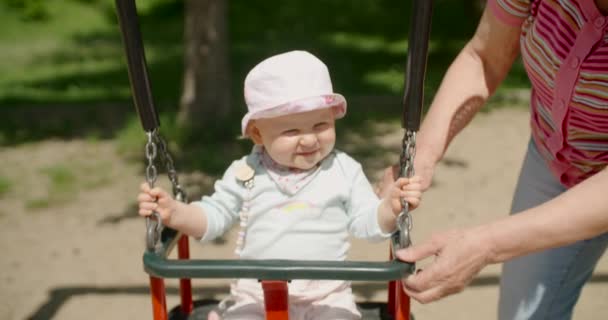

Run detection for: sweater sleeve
[[488, 0, 532, 27], [192, 159, 246, 242], [335, 152, 392, 242]]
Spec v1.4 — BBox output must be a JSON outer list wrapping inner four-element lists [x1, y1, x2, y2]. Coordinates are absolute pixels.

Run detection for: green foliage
[[26, 161, 112, 209], [41, 164, 77, 194], [0, 0, 531, 160], [0, 175, 12, 197], [115, 111, 249, 175], [3, 0, 49, 21], [115, 112, 183, 160], [26, 198, 51, 209], [115, 115, 148, 160], [26, 164, 76, 208], [0, 0, 521, 110]]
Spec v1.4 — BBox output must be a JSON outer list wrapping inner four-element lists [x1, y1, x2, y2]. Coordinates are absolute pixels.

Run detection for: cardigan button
[[569, 56, 580, 68], [594, 16, 606, 29]]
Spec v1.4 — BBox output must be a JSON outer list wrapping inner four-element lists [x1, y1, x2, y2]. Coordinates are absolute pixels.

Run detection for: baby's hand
[[137, 182, 177, 225], [389, 176, 423, 215]]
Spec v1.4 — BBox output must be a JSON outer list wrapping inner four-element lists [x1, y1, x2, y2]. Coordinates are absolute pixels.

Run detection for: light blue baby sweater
[[194, 148, 391, 261]]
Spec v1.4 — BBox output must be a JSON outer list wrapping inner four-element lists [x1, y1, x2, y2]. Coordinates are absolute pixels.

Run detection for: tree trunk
[[178, 0, 230, 130]]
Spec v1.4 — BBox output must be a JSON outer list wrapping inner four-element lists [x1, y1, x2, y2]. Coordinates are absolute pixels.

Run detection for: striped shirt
[[490, 0, 608, 187]]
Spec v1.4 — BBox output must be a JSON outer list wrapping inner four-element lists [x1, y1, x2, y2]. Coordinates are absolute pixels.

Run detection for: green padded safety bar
[[143, 228, 415, 281], [144, 252, 415, 281]]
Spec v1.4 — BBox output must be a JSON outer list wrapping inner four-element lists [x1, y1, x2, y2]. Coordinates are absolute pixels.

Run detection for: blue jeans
[[498, 140, 608, 320]]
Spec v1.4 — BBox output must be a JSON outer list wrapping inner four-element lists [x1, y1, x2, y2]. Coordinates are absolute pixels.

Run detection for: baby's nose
[[299, 133, 318, 146]]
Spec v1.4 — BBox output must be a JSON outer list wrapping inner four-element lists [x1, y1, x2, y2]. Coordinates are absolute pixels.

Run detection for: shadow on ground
[[26, 274, 608, 319]]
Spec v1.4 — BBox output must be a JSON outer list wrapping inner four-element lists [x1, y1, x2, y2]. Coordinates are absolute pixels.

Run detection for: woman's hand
[[396, 226, 494, 303]]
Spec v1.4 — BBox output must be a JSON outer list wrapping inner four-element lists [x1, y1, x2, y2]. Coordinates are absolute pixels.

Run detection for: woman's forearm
[[486, 168, 608, 263], [415, 8, 521, 167], [415, 44, 490, 166]]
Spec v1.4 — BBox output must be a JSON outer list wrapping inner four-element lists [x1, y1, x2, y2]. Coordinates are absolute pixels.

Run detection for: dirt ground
[[1, 108, 606, 320]]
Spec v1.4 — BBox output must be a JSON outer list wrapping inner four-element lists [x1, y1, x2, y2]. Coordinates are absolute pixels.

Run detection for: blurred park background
[[0, 0, 531, 160], [4, 1, 606, 320]]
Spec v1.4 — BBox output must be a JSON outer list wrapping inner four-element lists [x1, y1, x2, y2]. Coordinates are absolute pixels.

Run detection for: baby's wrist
[[377, 199, 398, 233], [164, 201, 186, 227]]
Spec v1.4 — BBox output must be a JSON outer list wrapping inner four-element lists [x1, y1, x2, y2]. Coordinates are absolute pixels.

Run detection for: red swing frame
[[147, 236, 412, 320]]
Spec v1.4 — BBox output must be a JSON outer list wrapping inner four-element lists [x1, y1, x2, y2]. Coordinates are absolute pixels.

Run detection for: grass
[[26, 161, 113, 209], [1, 1, 123, 103], [0, 0, 185, 107], [42, 165, 77, 190], [27, 164, 77, 209], [0, 2, 529, 101], [1, 0, 532, 173], [0, 175, 12, 197]]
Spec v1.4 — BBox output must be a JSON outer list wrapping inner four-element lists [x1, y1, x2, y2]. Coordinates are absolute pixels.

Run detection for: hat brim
[[241, 94, 346, 137]]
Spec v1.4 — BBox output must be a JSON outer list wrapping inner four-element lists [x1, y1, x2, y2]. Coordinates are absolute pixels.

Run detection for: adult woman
[[390, 1, 608, 319]]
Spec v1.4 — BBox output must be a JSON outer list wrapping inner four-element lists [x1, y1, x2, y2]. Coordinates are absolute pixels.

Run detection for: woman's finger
[[396, 238, 442, 262], [403, 279, 450, 304], [403, 263, 465, 304]]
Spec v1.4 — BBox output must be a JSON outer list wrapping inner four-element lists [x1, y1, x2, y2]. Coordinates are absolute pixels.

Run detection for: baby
[[137, 50, 422, 319]]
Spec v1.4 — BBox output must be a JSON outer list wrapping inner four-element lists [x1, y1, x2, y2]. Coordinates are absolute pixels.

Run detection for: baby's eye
[[282, 129, 299, 136], [314, 122, 330, 130]]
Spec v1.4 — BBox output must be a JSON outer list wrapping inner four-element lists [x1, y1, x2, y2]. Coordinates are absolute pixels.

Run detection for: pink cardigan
[[491, 0, 608, 187]]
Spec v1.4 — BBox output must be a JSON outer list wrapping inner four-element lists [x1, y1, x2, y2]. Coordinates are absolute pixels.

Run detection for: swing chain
[[154, 134, 187, 202], [145, 130, 163, 252], [396, 129, 416, 250], [145, 131, 158, 186], [143, 131, 188, 252]]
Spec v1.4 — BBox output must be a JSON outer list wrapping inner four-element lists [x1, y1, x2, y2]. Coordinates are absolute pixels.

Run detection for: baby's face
[[252, 108, 336, 170]]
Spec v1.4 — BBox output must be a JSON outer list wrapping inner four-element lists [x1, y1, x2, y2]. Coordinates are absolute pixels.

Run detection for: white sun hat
[[241, 50, 347, 137]]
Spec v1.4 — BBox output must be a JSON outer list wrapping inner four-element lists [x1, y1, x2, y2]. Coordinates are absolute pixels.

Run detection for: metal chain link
[[145, 130, 163, 252], [154, 134, 187, 202], [395, 129, 416, 251], [143, 131, 188, 252]]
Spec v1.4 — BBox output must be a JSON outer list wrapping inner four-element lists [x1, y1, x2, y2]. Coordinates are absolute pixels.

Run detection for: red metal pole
[[177, 235, 193, 315], [395, 281, 411, 320], [261, 281, 289, 320], [150, 276, 168, 320], [388, 280, 397, 316], [387, 249, 396, 316]]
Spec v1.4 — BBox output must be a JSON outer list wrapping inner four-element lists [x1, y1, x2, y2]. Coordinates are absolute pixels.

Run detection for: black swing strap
[[393, 0, 434, 252], [115, 0, 160, 132], [402, 0, 433, 131]]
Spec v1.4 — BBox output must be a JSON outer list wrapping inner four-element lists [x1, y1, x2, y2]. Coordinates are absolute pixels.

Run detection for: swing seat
[[167, 299, 409, 320], [145, 229, 415, 320]]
